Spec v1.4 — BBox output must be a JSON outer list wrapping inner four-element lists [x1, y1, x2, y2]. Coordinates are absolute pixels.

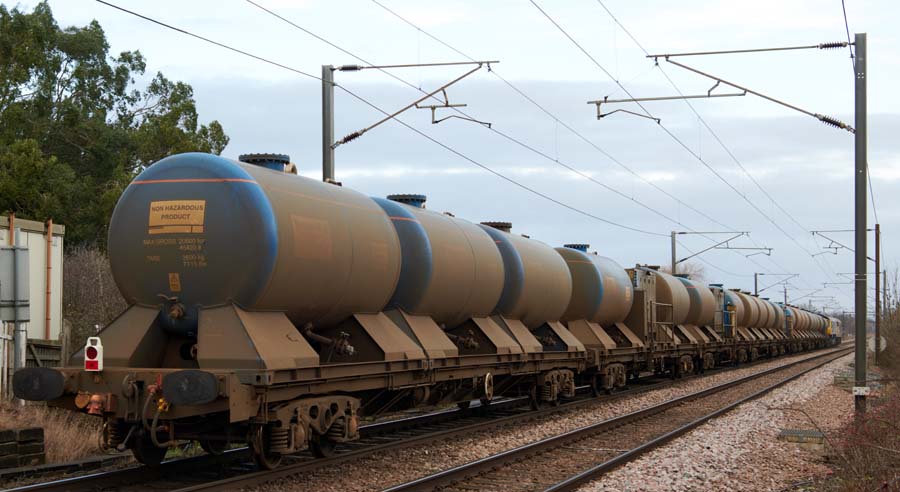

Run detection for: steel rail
[[171, 347, 845, 492], [543, 347, 851, 492], [166, 378, 677, 491], [382, 346, 850, 492], [3, 383, 644, 492], [8, 347, 843, 492]]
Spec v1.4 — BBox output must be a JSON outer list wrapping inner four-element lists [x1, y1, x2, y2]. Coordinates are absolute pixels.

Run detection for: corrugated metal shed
[[0, 215, 65, 341]]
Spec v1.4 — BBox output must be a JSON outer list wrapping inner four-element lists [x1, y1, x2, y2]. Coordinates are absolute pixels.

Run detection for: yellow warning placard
[[168, 273, 182, 292], [149, 200, 206, 234]]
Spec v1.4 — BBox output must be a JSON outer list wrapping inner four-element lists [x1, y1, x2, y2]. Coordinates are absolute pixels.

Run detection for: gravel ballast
[[252, 350, 849, 492], [579, 355, 854, 492]]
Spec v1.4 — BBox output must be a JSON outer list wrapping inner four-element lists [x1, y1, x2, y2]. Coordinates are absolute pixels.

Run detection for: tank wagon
[[14, 152, 833, 468]]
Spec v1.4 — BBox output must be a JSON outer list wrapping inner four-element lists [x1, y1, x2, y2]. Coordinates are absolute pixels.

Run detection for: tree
[[0, 2, 229, 245]]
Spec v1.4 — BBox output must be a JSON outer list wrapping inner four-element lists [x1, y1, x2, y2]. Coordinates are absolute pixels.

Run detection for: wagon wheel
[[131, 433, 167, 467], [590, 373, 610, 397], [479, 372, 494, 408], [309, 433, 336, 458], [251, 425, 283, 470], [200, 438, 227, 456], [529, 385, 540, 410]]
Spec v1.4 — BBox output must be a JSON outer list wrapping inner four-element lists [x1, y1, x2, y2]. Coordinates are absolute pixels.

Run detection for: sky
[[17, 0, 900, 315]]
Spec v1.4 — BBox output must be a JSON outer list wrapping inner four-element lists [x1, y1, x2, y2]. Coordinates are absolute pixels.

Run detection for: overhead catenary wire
[[537, 0, 853, 305], [594, 0, 849, 299], [573, 0, 851, 296], [250, 0, 780, 283], [368, 0, 778, 280], [839, 1, 881, 226], [840, 0, 856, 70], [243, 0, 725, 237], [95, 0, 667, 238], [245, 0, 776, 252], [593, 0, 830, 245], [242, 0, 695, 235], [600, 0, 853, 305]]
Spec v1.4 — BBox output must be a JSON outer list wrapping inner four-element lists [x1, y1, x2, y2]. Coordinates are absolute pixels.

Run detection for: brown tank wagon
[[676, 276, 722, 370], [13, 152, 834, 469], [556, 245, 642, 392], [479, 222, 573, 329], [373, 194, 503, 328]]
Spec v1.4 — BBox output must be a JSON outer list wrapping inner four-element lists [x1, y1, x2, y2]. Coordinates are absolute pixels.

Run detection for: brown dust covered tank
[[800, 310, 812, 331], [652, 270, 690, 325], [373, 195, 504, 328], [480, 223, 572, 328], [766, 300, 780, 329], [736, 292, 761, 327], [556, 246, 633, 325], [676, 277, 715, 326], [792, 307, 809, 331], [770, 301, 786, 331], [107, 153, 401, 328], [811, 312, 826, 332], [753, 296, 770, 328]]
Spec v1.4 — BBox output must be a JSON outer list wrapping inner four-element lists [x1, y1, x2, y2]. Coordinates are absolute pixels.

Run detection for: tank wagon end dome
[[386, 194, 427, 208], [481, 221, 512, 233], [238, 153, 291, 171], [563, 243, 590, 252], [109, 153, 279, 309]]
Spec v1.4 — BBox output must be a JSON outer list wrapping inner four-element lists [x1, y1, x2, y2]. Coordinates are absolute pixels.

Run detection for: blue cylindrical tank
[[724, 290, 745, 324], [108, 153, 402, 329], [480, 224, 572, 328], [677, 277, 715, 326], [372, 196, 504, 327], [556, 246, 633, 325]]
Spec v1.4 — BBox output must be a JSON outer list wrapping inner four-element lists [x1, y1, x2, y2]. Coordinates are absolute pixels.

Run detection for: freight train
[[13, 152, 836, 468]]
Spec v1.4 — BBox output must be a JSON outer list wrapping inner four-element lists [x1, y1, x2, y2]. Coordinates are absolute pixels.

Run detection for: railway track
[[6, 381, 664, 492], [3, 381, 658, 492], [6, 347, 846, 492], [384, 347, 851, 492]]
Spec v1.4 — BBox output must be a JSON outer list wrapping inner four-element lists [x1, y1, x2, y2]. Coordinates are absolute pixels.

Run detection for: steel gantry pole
[[322, 65, 335, 183], [853, 32, 868, 416], [671, 231, 677, 276], [875, 223, 881, 365]]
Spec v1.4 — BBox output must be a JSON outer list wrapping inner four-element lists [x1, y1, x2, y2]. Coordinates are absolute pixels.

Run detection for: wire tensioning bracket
[[415, 89, 492, 128]]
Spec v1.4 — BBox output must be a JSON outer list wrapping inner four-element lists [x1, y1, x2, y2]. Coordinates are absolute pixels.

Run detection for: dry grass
[[0, 402, 102, 463], [822, 270, 900, 491]]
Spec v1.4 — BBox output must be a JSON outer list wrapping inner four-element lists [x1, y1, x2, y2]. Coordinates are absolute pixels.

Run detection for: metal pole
[[884, 270, 888, 335], [784, 285, 790, 337], [853, 32, 867, 416], [754, 273, 759, 296], [11, 233, 25, 406], [322, 65, 335, 183], [875, 223, 880, 365], [45, 219, 52, 340], [670, 231, 676, 276]]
